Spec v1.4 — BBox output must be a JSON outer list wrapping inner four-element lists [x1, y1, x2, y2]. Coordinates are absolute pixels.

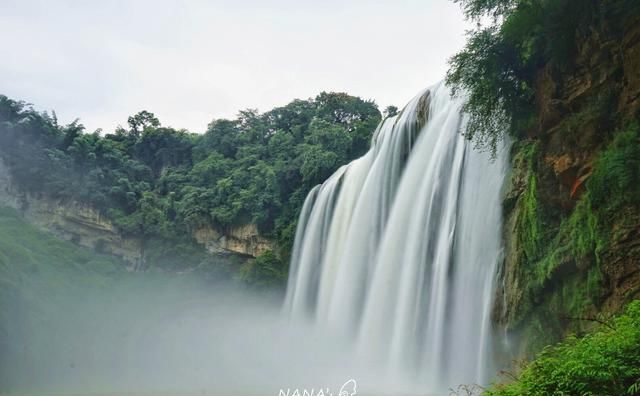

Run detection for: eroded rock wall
[[0, 157, 144, 267], [495, 9, 640, 356], [194, 224, 273, 257], [0, 157, 274, 268]]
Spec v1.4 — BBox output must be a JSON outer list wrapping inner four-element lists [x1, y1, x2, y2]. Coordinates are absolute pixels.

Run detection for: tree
[[197, 119, 240, 159], [134, 128, 193, 175], [383, 105, 398, 118], [446, 0, 637, 155], [127, 110, 160, 133], [452, 0, 516, 20], [0, 90, 382, 283]]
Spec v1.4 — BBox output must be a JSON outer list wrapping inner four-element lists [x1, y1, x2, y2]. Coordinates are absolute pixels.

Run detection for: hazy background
[[3, 271, 416, 395], [0, 0, 469, 133]]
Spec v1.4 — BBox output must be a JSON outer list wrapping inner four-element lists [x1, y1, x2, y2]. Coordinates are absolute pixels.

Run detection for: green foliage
[[237, 250, 286, 287], [588, 123, 640, 216], [512, 123, 640, 332], [114, 191, 170, 237], [447, 22, 530, 154], [532, 195, 603, 290], [0, 206, 119, 383], [0, 205, 237, 387], [0, 206, 125, 347], [565, 197, 602, 262], [383, 105, 399, 118], [127, 110, 160, 134], [453, 0, 516, 20], [449, 0, 640, 385], [0, 92, 380, 283], [447, 0, 639, 154], [510, 142, 603, 332], [0, 207, 124, 278], [446, 0, 540, 154], [486, 300, 640, 396], [515, 141, 543, 262]]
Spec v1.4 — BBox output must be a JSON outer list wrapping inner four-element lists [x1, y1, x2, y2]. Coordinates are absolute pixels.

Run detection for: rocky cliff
[[495, 9, 640, 356], [193, 224, 272, 258], [0, 157, 274, 269], [0, 157, 144, 267]]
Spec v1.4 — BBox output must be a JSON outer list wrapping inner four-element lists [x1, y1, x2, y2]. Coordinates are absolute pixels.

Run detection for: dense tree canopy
[[0, 93, 381, 281], [447, 0, 640, 155]]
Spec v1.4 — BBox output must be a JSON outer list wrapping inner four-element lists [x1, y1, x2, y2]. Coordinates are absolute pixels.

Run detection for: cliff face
[[193, 225, 272, 257], [496, 10, 640, 355], [0, 157, 274, 268], [0, 157, 144, 267]]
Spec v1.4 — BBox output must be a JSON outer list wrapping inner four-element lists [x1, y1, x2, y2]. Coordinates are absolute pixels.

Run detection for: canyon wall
[[495, 10, 640, 355], [0, 157, 274, 269]]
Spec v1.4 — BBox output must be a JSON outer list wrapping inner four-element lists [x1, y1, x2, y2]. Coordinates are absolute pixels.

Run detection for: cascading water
[[284, 82, 508, 393]]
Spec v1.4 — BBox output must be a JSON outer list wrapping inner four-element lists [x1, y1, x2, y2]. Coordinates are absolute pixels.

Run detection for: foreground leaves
[[486, 300, 640, 396]]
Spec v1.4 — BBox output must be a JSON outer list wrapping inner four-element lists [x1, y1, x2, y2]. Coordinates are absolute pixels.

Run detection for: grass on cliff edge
[[0, 205, 126, 303], [0, 205, 223, 323], [486, 300, 640, 396], [0, 205, 256, 394]]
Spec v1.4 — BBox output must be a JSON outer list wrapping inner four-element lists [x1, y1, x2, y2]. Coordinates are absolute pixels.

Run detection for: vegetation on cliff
[[450, 0, 639, 315], [448, 0, 639, 154], [0, 93, 381, 283], [448, 0, 640, 390], [505, 123, 639, 351], [486, 300, 640, 396], [0, 206, 123, 386], [0, 205, 245, 391]]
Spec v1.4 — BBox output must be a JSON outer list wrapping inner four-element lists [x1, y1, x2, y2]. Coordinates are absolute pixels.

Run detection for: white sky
[[0, 0, 470, 133]]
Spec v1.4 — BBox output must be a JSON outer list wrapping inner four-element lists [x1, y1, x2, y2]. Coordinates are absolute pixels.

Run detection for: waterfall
[[283, 82, 508, 393]]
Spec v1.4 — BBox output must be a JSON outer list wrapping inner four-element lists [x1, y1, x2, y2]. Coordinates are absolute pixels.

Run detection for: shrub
[[486, 300, 640, 396]]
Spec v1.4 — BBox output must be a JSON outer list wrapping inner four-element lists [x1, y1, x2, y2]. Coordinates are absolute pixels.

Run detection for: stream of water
[[285, 82, 508, 394], [3, 83, 507, 396]]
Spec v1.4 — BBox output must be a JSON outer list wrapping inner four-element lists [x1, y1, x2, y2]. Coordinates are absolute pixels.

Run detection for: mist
[[2, 270, 411, 396]]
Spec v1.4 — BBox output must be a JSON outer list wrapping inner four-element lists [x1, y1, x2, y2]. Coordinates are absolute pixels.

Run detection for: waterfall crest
[[284, 82, 508, 393]]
